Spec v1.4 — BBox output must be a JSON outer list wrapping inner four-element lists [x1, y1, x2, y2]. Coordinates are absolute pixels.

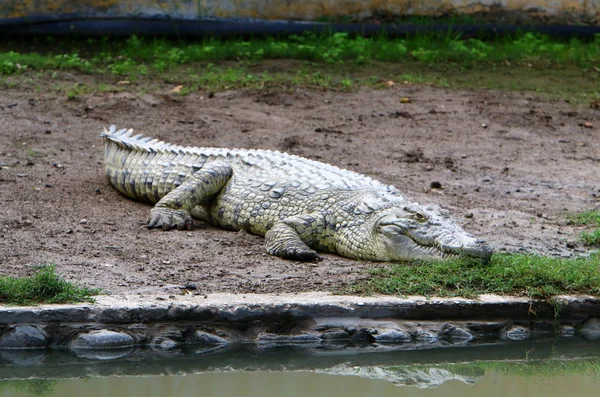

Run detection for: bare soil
[[1, 76, 598, 297]]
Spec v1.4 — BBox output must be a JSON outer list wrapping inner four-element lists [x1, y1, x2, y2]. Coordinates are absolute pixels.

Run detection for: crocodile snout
[[463, 239, 494, 263]]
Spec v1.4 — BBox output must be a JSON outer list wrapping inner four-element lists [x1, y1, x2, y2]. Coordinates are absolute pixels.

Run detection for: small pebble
[[430, 181, 442, 189]]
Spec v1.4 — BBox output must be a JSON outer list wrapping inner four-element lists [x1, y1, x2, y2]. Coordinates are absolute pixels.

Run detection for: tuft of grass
[[0, 265, 100, 305], [567, 210, 600, 246], [568, 210, 600, 227], [349, 252, 600, 298], [581, 230, 600, 246]]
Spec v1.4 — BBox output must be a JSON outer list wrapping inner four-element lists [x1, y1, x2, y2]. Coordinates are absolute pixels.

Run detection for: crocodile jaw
[[403, 233, 493, 262], [374, 205, 493, 263]]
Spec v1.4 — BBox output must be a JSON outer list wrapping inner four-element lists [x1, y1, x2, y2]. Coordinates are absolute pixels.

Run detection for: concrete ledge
[[1, 293, 600, 351]]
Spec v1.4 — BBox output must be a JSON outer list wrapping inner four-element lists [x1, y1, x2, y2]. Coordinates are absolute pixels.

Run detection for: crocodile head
[[350, 200, 493, 263]]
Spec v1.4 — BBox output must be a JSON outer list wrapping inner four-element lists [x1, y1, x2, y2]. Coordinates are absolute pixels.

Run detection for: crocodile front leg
[[148, 162, 233, 230], [264, 214, 326, 261]]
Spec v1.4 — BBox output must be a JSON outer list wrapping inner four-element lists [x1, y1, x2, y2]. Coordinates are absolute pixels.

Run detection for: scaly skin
[[101, 126, 493, 262]]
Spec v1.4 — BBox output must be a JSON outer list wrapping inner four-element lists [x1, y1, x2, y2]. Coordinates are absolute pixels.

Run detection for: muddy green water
[[3, 370, 600, 397], [2, 340, 600, 397]]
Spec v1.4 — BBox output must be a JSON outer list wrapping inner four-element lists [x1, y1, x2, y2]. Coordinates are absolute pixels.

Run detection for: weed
[[1, 59, 18, 74], [0, 265, 100, 305], [67, 89, 79, 100], [26, 148, 45, 157]]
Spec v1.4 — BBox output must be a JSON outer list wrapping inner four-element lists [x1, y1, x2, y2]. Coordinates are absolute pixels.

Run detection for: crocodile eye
[[414, 212, 426, 221]]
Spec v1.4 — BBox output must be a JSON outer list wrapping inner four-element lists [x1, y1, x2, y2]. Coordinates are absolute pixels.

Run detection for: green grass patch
[[349, 252, 600, 298], [568, 210, 600, 227], [567, 210, 600, 246], [2, 32, 600, 73], [580, 230, 600, 246], [1, 32, 599, 102], [0, 265, 100, 305]]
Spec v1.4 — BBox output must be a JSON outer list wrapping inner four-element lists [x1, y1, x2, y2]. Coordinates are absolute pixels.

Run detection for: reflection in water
[[2, 369, 600, 397], [2, 339, 600, 397], [317, 365, 483, 387]]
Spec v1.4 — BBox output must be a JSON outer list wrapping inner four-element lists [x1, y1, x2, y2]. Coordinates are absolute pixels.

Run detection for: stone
[[158, 339, 179, 350], [257, 333, 321, 344], [413, 330, 439, 342], [558, 324, 575, 338], [321, 329, 351, 340], [440, 324, 474, 341], [372, 329, 412, 343], [500, 325, 530, 341], [0, 325, 48, 349], [71, 330, 135, 349], [580, 318, 600, 341], [193, 330, 230, 345]]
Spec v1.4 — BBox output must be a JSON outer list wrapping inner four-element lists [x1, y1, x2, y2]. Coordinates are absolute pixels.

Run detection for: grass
[[349, 252, 600, 298], [0, 33, 599, 102], [2, 32, 598, 71], [581, 231, 600, 247], [0, 265, 100, 305], [567, 210, 600, 246]]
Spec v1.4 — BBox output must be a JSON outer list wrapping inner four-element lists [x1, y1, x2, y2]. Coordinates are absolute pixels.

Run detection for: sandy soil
[[1, 77, 598, 296]]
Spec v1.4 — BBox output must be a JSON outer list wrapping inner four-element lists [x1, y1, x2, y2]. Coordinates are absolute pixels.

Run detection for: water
[[3, 371, 599, 397], [2, 339, 600, 397]]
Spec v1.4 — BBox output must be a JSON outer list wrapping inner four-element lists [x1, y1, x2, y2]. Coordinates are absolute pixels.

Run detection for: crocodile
[[101, 125, 493, 262]]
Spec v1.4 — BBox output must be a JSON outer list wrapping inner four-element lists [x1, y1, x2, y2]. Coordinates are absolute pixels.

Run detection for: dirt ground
[[1, 75, 598, 297]]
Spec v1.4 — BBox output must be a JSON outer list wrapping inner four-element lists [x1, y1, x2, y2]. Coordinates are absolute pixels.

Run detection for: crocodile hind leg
[[148, 162, 232, 230], [264, 214, 326, 261]]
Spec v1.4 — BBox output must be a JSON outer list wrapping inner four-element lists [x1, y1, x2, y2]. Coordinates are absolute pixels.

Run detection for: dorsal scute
[[102, 126, 393, 190]]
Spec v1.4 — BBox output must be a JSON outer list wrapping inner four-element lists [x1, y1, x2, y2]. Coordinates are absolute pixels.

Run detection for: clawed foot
[[287, 249, 323, 262], [268, 245, 323, 262], [148, 207, 193, 231]]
